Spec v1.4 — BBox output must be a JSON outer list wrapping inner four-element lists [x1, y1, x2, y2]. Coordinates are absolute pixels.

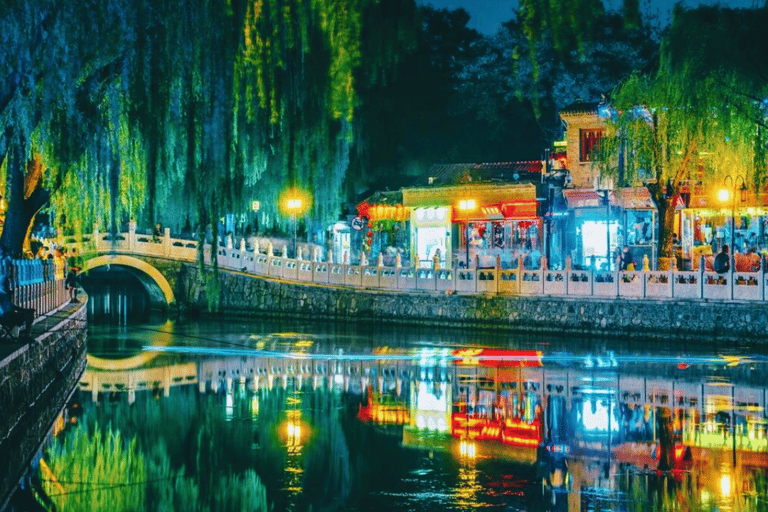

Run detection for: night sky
[[420, 0, 763, 35]]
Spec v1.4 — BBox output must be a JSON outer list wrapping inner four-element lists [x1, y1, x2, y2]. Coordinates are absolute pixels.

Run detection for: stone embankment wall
[[177, 265, 768, 344], [0, 303, 87, 509]]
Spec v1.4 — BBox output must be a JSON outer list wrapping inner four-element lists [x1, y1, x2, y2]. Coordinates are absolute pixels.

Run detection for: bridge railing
[[69, 228, 768, 302]]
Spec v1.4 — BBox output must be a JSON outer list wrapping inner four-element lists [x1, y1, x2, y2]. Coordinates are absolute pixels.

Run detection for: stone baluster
[[93, 223, 100, 252], [267, 242, 274, 257], [163, 227, 171, 257], [395, 252, 402, 269], [360, 252, 368, 267], [240, 238, 246, 252], [297, 247, 303, 260], [128, 219, 136, 251], [377, 252, 384, 268]]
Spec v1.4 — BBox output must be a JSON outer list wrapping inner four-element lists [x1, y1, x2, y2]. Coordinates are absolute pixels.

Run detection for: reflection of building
[[83, 344, 767, 473]]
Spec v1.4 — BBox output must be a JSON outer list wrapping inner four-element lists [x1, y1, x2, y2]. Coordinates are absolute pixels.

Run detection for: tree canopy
[[598, 5, 768, 263], [0, 0, 412, 257]]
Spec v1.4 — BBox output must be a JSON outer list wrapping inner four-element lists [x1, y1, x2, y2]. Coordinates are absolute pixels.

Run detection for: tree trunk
[[655, 195, 677, 270], [648, 180, 680, 271], [0, 146, 50, 258]]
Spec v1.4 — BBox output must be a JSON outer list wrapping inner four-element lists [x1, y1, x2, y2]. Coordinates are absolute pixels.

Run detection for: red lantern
[[367, 230, 373, 237]]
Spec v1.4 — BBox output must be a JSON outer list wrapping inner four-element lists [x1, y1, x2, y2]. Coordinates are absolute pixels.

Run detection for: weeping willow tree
[[597, 5, 768, 267], [0, 0, 413, 259], [0, 0, 139, 257]]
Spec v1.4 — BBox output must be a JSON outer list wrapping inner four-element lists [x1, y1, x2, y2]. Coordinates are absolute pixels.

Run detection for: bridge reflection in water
[[64, 328, 768, 512]]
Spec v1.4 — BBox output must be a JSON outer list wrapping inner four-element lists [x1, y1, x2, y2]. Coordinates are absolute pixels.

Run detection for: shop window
[[580, 129, 605, 162]]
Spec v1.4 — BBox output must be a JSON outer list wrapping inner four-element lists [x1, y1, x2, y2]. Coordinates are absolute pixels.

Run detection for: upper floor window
[[579, 129, 604, 162]]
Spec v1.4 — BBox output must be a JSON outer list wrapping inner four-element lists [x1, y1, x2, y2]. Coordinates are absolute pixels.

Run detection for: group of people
[[27, 242, 82, 299]]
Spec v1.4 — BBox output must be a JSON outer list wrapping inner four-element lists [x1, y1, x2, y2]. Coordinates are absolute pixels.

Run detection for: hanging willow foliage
[[596, 6, 768, 264], [0, 0, 412, 260]]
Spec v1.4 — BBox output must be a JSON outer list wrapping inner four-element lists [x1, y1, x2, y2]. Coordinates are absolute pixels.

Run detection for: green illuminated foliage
[[597, 5, 768, 262], [0, 0, 411, 260]]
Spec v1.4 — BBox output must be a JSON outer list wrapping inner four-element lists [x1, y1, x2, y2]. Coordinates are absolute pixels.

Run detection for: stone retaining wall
[[0, 303, 87, 509], [179, 265, 768, 344]]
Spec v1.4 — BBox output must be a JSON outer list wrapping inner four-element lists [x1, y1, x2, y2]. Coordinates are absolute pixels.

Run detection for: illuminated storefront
[[617, 187, 657, 268], [677, 184, 768, 270], [563, 189, 620, 270], [402, 183, 541, 269]]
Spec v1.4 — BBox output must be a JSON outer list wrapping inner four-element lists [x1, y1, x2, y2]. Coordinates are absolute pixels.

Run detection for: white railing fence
[[62, 227, 768, 302]]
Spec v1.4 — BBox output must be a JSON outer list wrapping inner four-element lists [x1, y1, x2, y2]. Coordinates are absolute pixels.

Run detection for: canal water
[[23, 280, 768, 512]]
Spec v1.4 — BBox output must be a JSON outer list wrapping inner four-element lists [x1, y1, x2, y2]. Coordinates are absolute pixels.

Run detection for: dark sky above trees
[[422, 0, 762, 34]]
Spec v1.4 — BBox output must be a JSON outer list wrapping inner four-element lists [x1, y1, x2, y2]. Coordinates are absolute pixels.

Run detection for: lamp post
[[285, 198, 302, 258], [458, 199, 477, 268], [719, 175, 747, 254]]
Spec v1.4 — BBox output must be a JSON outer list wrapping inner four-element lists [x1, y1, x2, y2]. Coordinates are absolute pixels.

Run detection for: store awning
[[480, 206, 504, 220], [563, 189, 616, 209], [457, 200, 539, 221], [618, 187, 655, 209]]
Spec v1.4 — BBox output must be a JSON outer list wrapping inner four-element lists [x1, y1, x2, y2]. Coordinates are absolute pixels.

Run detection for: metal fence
[[5, 258, 69, 319]]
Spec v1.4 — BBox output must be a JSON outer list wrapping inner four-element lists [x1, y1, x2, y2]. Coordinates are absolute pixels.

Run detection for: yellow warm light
[[459, 440, 477, 458], [458, 199, 477, 211], [720, 473, 731, 497], [279, 188, 312, 216], [718, 188, 731, 203]]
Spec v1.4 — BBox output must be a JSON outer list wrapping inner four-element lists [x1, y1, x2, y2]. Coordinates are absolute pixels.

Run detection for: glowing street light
[[281, 189, 311, 258], [457, 198, 477, 268], [719, 175, 747, 253]]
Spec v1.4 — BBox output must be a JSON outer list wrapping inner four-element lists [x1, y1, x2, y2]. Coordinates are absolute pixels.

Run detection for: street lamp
[[457, 199, 477, 268], [719, 175, 747, 253], [285, 198, 302, 258]]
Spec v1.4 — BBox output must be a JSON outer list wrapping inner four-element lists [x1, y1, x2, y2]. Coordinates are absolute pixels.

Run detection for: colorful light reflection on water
[[36, 318, 768, 512]]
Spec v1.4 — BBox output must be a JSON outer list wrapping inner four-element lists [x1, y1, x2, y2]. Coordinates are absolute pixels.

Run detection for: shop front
[[617, 187, 657, 270], [402, 183, 540, 270], [356, 191, 409, 266], [678, 194, 768, 270], [411, 206, 452, 268], [563, 189, 620, 270]]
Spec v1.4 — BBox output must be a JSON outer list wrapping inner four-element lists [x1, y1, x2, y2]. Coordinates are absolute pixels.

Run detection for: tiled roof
[[559, 101, 599, 115], [415, 161, 543, 186]]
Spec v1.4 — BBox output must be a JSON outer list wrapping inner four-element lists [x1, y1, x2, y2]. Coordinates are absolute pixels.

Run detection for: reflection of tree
[[300, 390, 352, 512], [614, 463, 767, 512], [40, 422, 268, 512], [39, 390, 269, 511]]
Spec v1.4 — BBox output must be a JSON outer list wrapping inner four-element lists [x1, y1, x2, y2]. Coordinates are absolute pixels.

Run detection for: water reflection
[[33, 319, 768, 511]]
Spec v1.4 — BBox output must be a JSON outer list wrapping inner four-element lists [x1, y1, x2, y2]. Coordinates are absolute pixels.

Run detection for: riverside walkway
[[0, 265, 85, 510], [62, 226, 768, 303]]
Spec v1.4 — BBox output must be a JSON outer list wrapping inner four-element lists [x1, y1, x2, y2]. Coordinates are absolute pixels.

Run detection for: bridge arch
[[83, 254, 175, 307]]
